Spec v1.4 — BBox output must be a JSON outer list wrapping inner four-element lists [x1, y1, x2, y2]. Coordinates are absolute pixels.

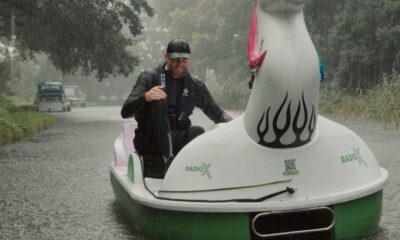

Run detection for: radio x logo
[[185, 163, 212, 179], [353, 147, 368, 167], [340, 147, 368, 167]]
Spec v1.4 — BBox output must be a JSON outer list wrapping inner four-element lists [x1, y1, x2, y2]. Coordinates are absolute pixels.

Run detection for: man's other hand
[[145, 86, 167, 102]]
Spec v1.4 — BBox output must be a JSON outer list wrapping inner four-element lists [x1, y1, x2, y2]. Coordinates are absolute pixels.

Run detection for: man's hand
[[144, 86, 167, 102]]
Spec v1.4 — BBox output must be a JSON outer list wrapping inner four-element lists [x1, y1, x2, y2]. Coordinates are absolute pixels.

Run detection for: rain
[[0, 0, 399, 239]]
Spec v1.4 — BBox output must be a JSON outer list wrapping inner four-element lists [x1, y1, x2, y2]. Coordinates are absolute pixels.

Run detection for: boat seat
[[123, 123, 137, 156], [122, 123, 167, 178]]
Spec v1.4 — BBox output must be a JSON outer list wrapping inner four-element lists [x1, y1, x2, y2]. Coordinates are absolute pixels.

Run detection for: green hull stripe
[[111, 172, 383, 240], [334, 190, 382, 239], [111, 173, 250, 240]]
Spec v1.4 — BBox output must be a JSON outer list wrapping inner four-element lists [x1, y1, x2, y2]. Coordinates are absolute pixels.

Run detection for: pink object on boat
[[247, 0, 267, 70]]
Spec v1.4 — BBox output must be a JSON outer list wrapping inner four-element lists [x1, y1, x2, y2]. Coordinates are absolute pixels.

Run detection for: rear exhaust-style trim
[[251, 207, 335, 238]]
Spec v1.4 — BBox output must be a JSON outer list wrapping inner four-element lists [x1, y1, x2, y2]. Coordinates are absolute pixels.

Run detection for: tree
[[0, 59, 10, 92], [306, 0, 400, 91], [154, 0, 399, 98], [155, 0, 252, 109], [0, 0, 153, 81]]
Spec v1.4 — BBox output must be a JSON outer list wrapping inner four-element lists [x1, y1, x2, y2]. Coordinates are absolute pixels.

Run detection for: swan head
[[259, 0, 311, 13]]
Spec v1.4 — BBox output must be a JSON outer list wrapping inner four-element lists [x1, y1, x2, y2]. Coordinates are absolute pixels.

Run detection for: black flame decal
[[257, 91, 316, 148]]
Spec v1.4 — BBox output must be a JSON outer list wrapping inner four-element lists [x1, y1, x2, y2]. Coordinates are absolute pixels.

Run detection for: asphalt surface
[[0, 106, 399, 240]]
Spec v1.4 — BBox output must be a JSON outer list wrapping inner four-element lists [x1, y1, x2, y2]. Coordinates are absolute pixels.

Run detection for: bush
[[320, 69, 400, 123], [0, 96, 55, 145]]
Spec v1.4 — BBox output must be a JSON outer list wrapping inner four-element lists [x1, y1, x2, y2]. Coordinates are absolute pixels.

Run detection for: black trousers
[[139, 99, 205, 178]]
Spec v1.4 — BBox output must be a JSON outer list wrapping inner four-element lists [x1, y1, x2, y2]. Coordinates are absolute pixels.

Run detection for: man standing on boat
[[121, 39, 232, 178]]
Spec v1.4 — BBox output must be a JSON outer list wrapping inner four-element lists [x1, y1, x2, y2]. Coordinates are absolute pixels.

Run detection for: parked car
[[35, 82, 71, 112], [64, 85, 87, 107]]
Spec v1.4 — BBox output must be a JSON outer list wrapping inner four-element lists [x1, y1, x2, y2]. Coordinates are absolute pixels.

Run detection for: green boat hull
[[110, 173, 382, 240]]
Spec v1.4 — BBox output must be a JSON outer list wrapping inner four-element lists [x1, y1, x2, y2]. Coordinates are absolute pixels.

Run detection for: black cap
[[166, 39, 191, 59]]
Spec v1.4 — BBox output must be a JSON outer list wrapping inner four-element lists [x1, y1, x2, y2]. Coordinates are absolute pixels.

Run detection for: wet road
[[0, 106, 399, 240]]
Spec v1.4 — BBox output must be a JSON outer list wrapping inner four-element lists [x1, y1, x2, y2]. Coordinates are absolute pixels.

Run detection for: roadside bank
[[0, 95, 55, 145]]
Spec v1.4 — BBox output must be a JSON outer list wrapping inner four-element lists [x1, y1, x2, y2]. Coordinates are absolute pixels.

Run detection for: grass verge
[[320, 70, 400, 127], [0, 95, 55, 145]]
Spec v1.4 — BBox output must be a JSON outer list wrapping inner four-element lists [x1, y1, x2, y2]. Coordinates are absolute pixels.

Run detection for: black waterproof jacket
[[121, 64, 232, 153]]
